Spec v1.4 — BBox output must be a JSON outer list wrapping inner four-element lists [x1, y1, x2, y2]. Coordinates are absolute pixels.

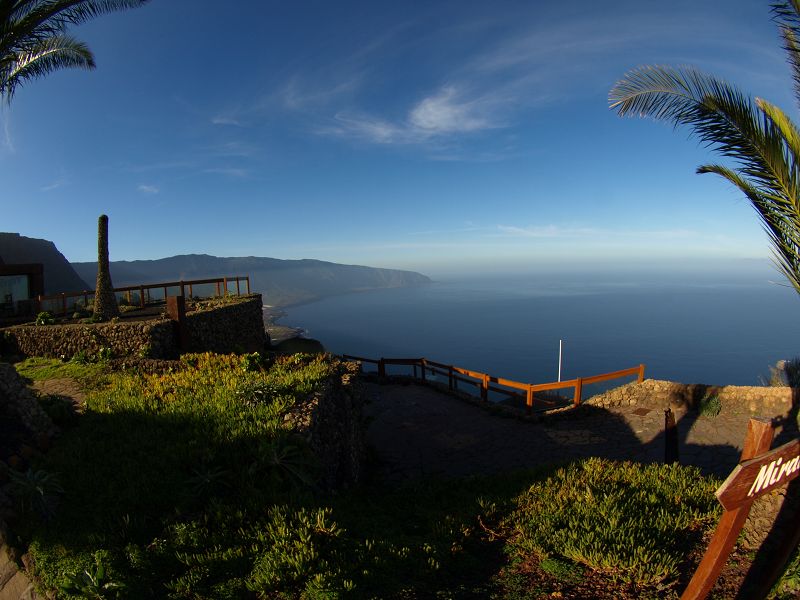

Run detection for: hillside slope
[[71, 254, 431, 307], [0, 233, 90, 294]]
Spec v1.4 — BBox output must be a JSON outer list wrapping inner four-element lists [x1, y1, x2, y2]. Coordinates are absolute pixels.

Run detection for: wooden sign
[[715, 438, 800, 511]]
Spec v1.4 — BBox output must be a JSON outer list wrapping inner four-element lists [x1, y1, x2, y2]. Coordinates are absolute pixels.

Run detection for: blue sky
[[0, 0, 795, 277]]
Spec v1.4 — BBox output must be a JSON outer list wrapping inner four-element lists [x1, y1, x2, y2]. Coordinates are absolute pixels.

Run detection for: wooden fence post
[[526, 385, 534, 416], [481, 374, 489, 402], [236, 278, 241, 296], [139, 286, 145, 307], [573, 378, 583, 406], [680, 418, 775, 600], [223, 277, 228, 297], [246, 276, 251, 294], [421, 359, 427, 383], [638, 363, 646, 382]]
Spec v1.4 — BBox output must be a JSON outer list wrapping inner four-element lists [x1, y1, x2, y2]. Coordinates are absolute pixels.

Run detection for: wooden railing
[[36, 276, 251, 316], [341, 354, 645, 415]]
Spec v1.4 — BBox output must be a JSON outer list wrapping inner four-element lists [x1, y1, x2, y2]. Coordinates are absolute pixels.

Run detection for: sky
[[1, 0, 796, 278]]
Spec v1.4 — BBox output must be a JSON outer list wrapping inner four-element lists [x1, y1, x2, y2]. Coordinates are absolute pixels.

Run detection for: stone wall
[[2, 319, 176, 360], [183, 295, 267, 355], [585, 379, 795, 416], [286, 360, 364, 489], [0, 365, 55, 600], [0, 294, 268, 360]]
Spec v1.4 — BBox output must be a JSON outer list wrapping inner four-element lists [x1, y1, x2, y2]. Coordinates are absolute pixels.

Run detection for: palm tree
[[0, 0, 149, 102], [609, 1, 800, 295]]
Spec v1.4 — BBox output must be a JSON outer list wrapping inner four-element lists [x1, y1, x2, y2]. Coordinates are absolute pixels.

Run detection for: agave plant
[[0, 0, 149, 103], [609, 1, 800, 295]]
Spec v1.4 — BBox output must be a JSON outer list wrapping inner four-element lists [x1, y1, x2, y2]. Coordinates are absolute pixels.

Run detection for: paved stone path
[[364, 382, 796, 482], [30, 378, 85, 410]]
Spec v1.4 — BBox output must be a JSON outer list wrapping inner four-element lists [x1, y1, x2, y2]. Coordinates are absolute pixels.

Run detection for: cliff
[[0, 233, 89, 294]]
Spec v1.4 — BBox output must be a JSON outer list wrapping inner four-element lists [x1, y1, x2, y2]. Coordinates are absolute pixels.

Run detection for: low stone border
[[285, 360, 365, 489], [585, 378, 795, 416]]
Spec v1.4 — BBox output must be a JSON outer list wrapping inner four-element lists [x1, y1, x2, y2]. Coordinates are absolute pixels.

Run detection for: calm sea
[[282, 272, 800, 389]]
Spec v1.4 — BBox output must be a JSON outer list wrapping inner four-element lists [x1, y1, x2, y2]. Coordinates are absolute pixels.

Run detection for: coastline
[[263, 306, 306, 343]]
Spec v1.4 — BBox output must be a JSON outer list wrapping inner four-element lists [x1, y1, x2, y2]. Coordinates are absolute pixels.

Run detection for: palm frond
[[700, 163, 800, 293], [772, 1, 800, 110], [1, 34, 93, 100], [0, 0, 147, 101], [610, 66, 795, 202]]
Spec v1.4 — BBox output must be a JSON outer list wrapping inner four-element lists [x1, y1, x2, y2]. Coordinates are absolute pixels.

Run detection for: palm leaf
[[610, 62, 800, 295], [772, 0, 800, 109], [0, 0, 148, 102], [1, 34, 92, 100]]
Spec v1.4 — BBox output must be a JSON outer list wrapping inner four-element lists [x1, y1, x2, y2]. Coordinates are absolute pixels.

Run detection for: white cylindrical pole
[[558, 339, 563, 382]]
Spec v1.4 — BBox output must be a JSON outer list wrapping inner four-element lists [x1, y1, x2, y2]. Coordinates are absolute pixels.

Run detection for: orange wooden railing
[[341, 354, 645, 414], [36, 276, 251, 316]]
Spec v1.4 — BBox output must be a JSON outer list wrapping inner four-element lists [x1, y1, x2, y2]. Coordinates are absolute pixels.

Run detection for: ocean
[[281, 270, 800, 390]]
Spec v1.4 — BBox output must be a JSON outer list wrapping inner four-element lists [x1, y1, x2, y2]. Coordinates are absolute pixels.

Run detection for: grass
[[15, 355, 109, 384], [8, 353, 730, 598]]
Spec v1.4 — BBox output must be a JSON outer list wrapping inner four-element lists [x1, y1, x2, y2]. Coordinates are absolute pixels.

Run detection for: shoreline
[[263, 306, 306, 343]]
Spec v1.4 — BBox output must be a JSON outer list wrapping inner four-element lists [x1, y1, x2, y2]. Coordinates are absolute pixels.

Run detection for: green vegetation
[[773, 545, 800, 599], [610, 1, 800, 296], [35, 311, 55, 326], [503, 459, 720, 587], [0, 0, 150, 103], [698, 394, 722, 418], [16, 356, 108, 384], [6, 352, 731, 598]]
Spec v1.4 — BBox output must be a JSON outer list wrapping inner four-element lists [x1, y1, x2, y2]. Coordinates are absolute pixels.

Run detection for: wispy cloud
[[204, 167, 248, 178], [496, 224, 698, 239], [211, 115, 244, 127], [281, 6, 762, 159], [41, 178, 68, 192], [1, 111, 14, 153], [138, 184, 159, 195]]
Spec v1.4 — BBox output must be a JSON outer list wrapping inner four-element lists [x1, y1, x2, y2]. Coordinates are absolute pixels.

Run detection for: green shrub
[[59, 550, 125, 599], [35, 311, 55, 326], [539, 556, 584, 584], [772, 545, 800, 599], [698, 394, 722, 417], [7, 468, 64, 521], [503, 458, 720, 586]]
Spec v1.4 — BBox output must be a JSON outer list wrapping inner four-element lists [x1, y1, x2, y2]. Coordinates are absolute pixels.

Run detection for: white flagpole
[[558, 339, 563, 382]]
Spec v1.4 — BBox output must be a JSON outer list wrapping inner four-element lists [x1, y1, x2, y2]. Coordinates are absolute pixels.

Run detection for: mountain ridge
[[71, 254, 431, 307]]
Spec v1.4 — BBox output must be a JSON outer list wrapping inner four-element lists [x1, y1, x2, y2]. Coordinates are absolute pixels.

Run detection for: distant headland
[[70, 253, 431, 308]]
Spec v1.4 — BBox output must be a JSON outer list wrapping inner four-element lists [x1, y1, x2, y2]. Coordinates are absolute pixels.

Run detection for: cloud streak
[[138, 184, 159, 195], [496, 224, 700, 240]]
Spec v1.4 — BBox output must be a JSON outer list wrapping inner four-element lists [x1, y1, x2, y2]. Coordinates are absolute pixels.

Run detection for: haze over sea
[[284, 261, 800, 390]]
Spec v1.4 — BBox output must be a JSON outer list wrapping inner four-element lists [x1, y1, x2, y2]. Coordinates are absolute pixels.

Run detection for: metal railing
[[36, 276, 251, 316], [342, 354, 645, 414]]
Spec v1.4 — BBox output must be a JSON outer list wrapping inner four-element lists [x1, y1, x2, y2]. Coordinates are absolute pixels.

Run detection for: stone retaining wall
[[0, 295, 267, 360], [586, 379, 795, 416], [0, 365, 56, 600], [2, 319, 175, 360], [184, 295, 267, 355], [286, 360, 364, 489]]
